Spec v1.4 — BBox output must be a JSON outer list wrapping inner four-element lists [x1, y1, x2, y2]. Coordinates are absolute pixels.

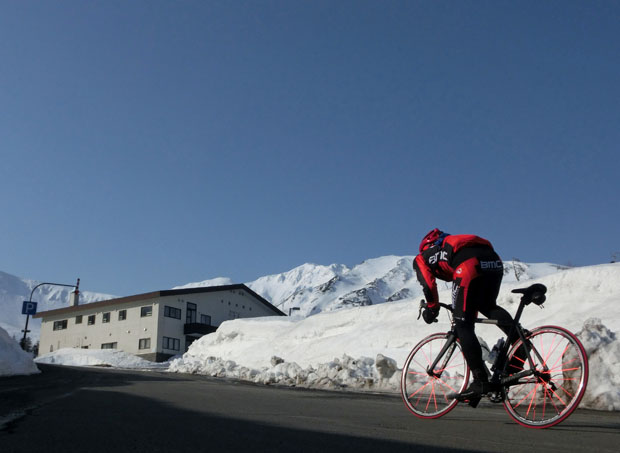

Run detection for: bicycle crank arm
[[500, 369, 534, 386]]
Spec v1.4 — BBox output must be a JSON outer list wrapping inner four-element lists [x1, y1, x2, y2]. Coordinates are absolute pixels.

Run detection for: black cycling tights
[[455, 305, 518, 381]]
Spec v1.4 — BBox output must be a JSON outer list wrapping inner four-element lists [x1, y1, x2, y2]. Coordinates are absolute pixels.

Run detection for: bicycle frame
[[426, 298, 547, 389]]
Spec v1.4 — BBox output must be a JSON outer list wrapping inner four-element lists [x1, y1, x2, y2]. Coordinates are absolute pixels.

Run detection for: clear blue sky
[[1, 1, 619, 296]]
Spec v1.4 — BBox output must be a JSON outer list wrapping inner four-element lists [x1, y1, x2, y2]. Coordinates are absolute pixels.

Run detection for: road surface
[[1, 365, 618, 452]]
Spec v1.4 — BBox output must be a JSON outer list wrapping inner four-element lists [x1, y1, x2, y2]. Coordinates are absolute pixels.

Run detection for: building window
[[118, 310, 127, 321], [141, 306, 152, 317], [200, 314, 211, 325], [101, 342, 117, 349], [75, 315, 83, 324], [88, 315, 96, 325], [162, 337, 180, 351], [164, 306, 181, 319], [186, 302, 197, 324], [138, 338, 151, 350], [102, 312, 111, 323], [53, 320, 68, 331]]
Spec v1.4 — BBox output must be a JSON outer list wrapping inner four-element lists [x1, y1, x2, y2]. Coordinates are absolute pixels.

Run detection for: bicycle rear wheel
[[400, 333, 469, 418], [503, 325, 588, 428]]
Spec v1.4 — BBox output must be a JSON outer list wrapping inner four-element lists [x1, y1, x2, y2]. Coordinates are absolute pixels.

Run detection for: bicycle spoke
[[407, 370, 429, 376], [412, 356, 430, 371], [435, 382, 453, 403], [558, 384, 574, 399], [408, 379, 432, 400], [425, 381, 437, 412], [503, 326, 588, 428], [401, 334, 468, 419], [541, 333, 563, 370], [548, 342, 571, 372], [544, 385, 563, 415], [547, 385, 568, 407], [513, 384, 537, 410], [525, 382, 542, 417], [434, 376, 460, 394]]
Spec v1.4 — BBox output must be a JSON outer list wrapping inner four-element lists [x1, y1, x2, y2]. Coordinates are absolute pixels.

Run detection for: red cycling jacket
[[413, 234, 494, 308]]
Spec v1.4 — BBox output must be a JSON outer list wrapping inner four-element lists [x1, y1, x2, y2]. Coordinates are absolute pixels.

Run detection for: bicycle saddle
[[511, 283, 547, 305]]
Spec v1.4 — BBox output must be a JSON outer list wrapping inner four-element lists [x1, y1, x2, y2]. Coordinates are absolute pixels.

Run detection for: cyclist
[[413, 229, 518, 406]]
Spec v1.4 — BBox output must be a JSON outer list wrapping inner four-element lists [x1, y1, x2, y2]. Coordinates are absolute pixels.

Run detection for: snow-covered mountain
[[0, 271, 114, 340], [249, 257, 414, 316], [178, 257, 569, 317], [0, 256, 569, 341], [174, 256, 420, 316]]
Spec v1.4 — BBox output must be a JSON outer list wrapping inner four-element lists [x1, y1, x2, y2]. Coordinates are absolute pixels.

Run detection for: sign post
[[21, 280, 79, 350], [20, 301, 38, 347]]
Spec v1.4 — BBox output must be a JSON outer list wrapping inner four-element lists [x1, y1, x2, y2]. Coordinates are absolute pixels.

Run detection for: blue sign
[[22, 301, 38, 315]]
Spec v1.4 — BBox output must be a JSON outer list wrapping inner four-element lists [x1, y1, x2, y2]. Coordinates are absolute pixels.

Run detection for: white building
[[34, 284, 285, 361]]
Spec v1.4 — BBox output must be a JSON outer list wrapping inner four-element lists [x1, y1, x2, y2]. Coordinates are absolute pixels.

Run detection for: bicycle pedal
[[488, 392, 503, 403]]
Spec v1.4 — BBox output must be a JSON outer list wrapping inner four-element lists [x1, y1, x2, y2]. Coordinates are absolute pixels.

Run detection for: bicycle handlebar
[[417, 299, 510, 327], [417, 300, 453, 320]]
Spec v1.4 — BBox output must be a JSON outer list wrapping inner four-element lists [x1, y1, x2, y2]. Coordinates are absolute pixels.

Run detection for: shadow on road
[[1, 385, 470, 453], [0, 364, 190, 420]]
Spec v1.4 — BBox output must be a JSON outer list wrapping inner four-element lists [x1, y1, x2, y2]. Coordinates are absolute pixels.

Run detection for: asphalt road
[[1, 365, 618, 453]]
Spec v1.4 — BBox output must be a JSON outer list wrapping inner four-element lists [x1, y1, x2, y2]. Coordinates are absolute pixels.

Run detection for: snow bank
[[576, 318, 620, 411], [170, 353, 400, 391], [169, 316, 620, 410], [170, 264, 620, 411], [35, 348, 169, 370], [0, 326, 39, 376]]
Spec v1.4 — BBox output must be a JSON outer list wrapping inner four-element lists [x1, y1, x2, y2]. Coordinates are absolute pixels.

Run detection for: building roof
[[33, 284, 285, 318]]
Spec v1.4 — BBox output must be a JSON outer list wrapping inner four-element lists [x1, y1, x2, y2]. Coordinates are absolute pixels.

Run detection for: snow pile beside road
[[169, 264, 620, 411], [576, 319, 620, 411], [0, 326, 39, 376], [169, 316, 619, 410], [171, 353, 400, 392], [35, 348, 169, 369]]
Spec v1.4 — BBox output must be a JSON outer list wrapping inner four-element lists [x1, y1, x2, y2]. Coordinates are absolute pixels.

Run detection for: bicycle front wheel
[[503, 325, 589, 428], [400, 333, 469, 419]]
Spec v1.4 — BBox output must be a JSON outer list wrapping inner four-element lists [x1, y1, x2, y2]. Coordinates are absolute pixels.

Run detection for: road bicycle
[[400, 283, 589, 428]]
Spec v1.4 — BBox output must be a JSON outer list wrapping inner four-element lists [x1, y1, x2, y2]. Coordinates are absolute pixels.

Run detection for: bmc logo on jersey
[[480, 260, 503, 270], [429, 250, 448, 264]]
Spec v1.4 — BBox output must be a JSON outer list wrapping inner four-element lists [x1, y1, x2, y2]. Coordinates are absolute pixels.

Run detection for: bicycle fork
[[426, 332, 458, 379]]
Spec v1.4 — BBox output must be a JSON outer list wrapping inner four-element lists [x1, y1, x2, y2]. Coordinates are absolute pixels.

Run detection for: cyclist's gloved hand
[[422, 305, 439, 324]]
